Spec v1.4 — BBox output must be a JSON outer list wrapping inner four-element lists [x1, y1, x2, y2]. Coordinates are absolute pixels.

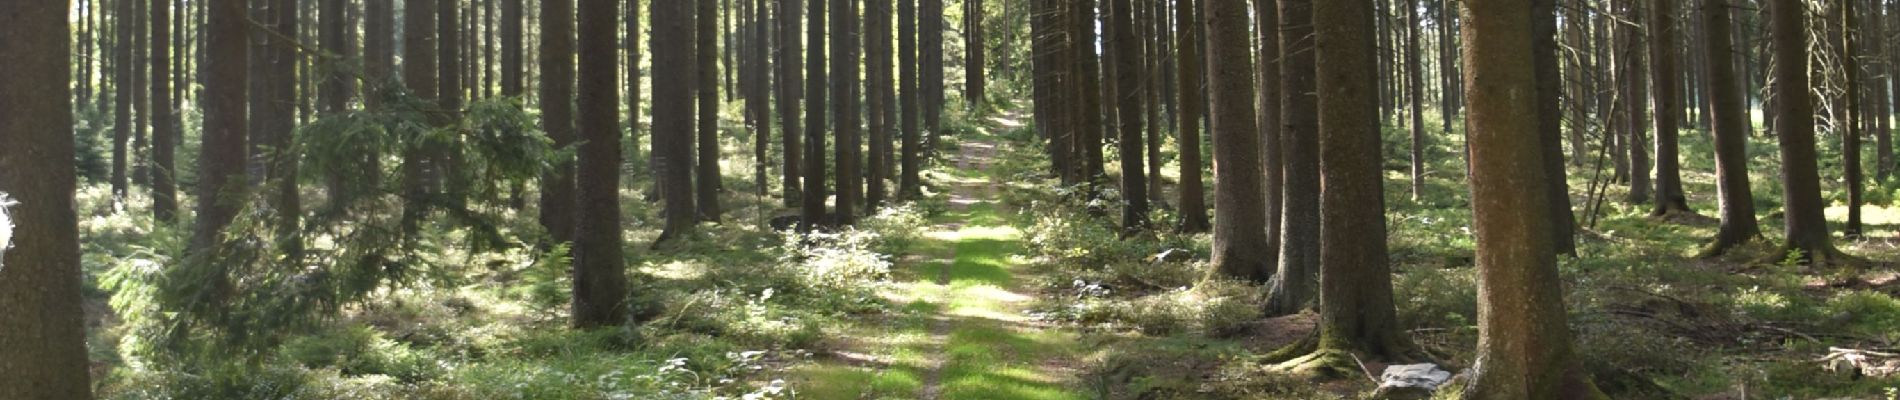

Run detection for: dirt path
[[792, 106, 1084, 399]]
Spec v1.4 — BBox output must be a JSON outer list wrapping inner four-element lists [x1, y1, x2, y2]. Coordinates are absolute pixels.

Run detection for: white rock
[[1373, 363, 1453, 400], [0, 193, 13, 270]]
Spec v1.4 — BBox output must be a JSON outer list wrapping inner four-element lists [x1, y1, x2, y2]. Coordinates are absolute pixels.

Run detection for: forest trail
[[792, 107, 1087, 400]]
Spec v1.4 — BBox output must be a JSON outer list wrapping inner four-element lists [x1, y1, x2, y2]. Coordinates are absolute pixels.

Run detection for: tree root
[[1647, 208, 1714, 226], [1263, 332, 1426, 382], [1751, 243, 1873, 270], [1272, 347, 1371, 381], [1694, 234, 1764, 260]]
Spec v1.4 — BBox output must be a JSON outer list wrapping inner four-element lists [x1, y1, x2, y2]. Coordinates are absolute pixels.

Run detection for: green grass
[[791, 129, 1087, 399], [936, 205, 1085, 400]]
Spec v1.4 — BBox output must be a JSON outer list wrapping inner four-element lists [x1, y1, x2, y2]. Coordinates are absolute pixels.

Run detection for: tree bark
[[1535, 0, 1575, 256], [401, 0, 437, 233], [867, 0, 893, 207], [1407, 0, 1424, 200], [573, 0, 628, 328], [1294, 0, 1415, 368], [1074, 0, 1105, 182], [782, 0, 807, 205], [1623, 0, 1651, 204], [1174, 0, 1209, 233], [656, 0, 702, 242], [899, 0, 920, 198], [0, 1, 94, 396], [114, 0, 134, 199], [833, 0, 860, 225], [132, 0, 148, 188], [627, 0, 643, 174], [1203, 0, 1267, 281], [262, 0, 300, 259], [1110, 0, 1147, 233], [1840, 1, 1863, 237], [152, 0, 179, 223], [1266, 0, 1319, 317], [1766, 0, 1846, 264], [1650, 0, 1692, 216], [921, 0, 944, 147], [503, 0, 523, 96], [440, 0, 466, 201], [1459, 0, 1608, 397], [965, 0, 985, 109], [319, 0, 353, 210], [1141, 0, 1161, 207], [700, 0, 725, 222], [1698, 0, 1762, 258], [1872, 0, 1891, 183], [803, 0, 830, 230], [539, 0, 575, 245], [194, 0, 250, 254], [1256, 0, 1281, 277]]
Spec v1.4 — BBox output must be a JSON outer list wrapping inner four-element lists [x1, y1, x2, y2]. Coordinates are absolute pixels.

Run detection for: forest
[[5, 0, 1900, 398]]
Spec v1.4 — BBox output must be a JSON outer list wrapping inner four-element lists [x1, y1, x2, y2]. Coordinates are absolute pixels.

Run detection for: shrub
[[277, 325, 444, 382], [775, 228, 894, 295], [859, 204, 928, 254], [1112, 279, 1264, 337], [1393, 267, 1478, 329]]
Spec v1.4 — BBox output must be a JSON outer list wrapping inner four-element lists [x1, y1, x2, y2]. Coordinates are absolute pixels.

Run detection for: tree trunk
[[1459, 0, 1608, 397], [1203, 0, 1266, 281], [899, 0, 920, 198], [921, 0, 943, 147], [1535, 0, 1575, 256], [195, 0, 249, 251], [1110, 0, 1147, 233], [965, 0, 984, 109], [867, 0, 893, 207], [1174, 0, 1209, 233], [1285, 0, 1416, 369], [440, 0, 466, 202], [699, 0, 725, 222], [833, 0, 860, 225], [1623, 0, 1651, 204], [1406, 0, 1424, 200], [152, 0, 179, 223], [132, 0, 148, 188], [782, 0, 807, 205], [1840, 1, 1863, 237], [262, 0, 301, 259], [1650, 0, 1692, 216], [1872, 0, 1891, 183], [656, 0, 701, 242], [627, 0, 643, 175], [503, 0, 523, 96], [0, 2, 94, 396], [1563, 0, 1588, 167], [754, 0, 775, 199], [401, 0, 437, 233], [1768, 0, 1846, 264], [114, 0, 134, 199], [1141, 0, 1161, 208], [1080, 0, 1104, 181], [366, 0, 393, 95], [1256, 0, 1282, 277], [573, 0, 628, 328], [539, 0, 575, 244], [1698, 0, 1762, 258], [1266, 0, 1319, 317], [319, 0, 352, 210], [482, 0, 495, 98], [803, 0, 830, 230]]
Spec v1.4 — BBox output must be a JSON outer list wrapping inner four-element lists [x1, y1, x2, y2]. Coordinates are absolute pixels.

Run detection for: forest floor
[[791, 108, 1089, 400]]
